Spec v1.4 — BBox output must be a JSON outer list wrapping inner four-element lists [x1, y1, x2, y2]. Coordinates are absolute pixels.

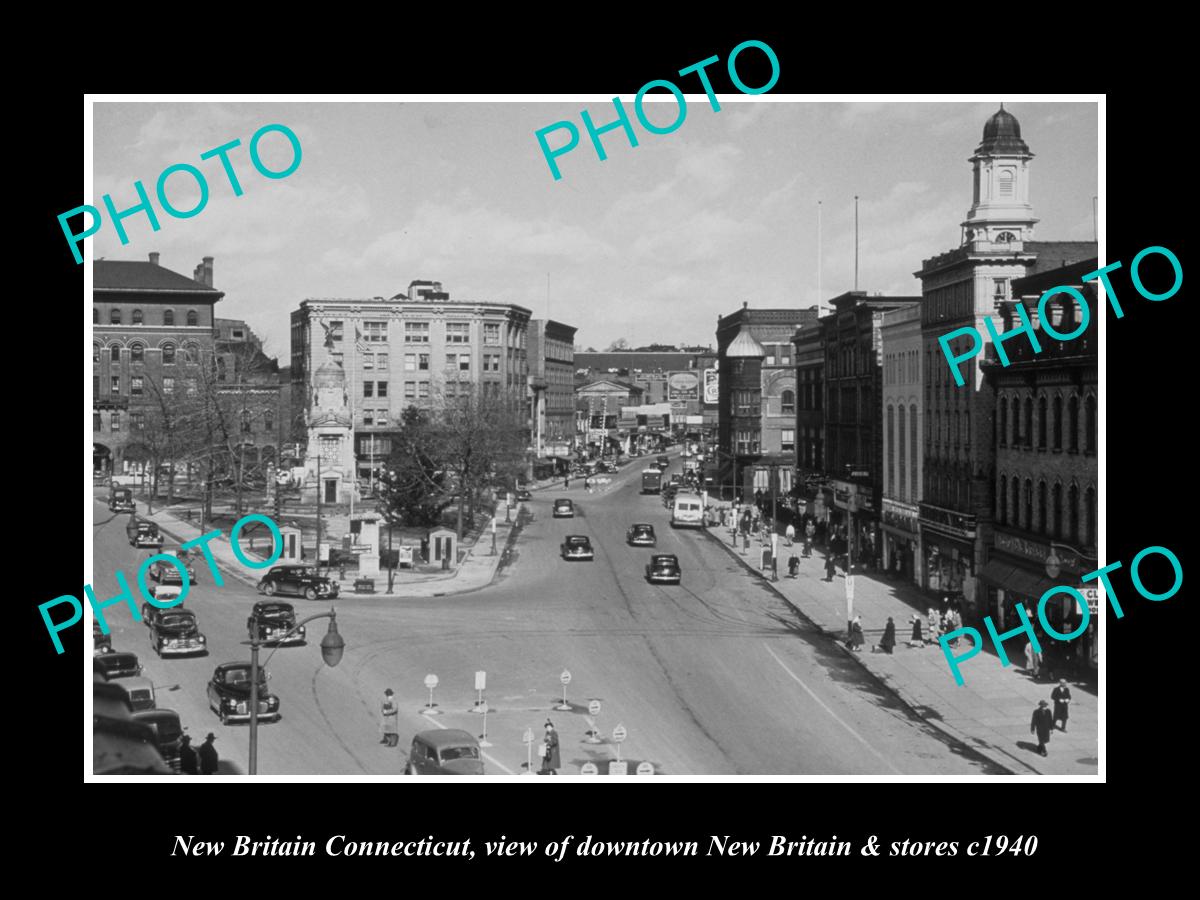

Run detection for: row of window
[[99, 374, 182, 396], [885, 403, 921, 504], [94, 407, 275, 432], [884, 349, 919, 386], [997, 392, 1096, 453], [96, 308, 201, 326], [324, 320, 507, 345], [926, 409, 971, 457], [95, 342, 201, 365], [997, 476, 1097, 548]]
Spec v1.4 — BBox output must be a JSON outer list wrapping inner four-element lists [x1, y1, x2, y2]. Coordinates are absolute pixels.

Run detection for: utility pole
[[854, 195, 860, 293]]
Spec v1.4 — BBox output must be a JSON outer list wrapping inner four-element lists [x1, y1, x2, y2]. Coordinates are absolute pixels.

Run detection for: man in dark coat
[[824, 554, 837, 582], [179, 734, 198, 775], [879, 617, 897, 654], [198, 733, 219, 775], [539, 720, 561, 775], [1051, 679, 1072, 731], [1031, 700, 1054, 756]]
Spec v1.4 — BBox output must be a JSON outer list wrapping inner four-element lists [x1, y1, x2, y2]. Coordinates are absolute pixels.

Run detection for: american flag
[[354, 325, 369, 354]]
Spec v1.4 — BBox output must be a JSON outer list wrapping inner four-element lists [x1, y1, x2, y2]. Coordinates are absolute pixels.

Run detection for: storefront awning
[[980, 559, 1058, 601]]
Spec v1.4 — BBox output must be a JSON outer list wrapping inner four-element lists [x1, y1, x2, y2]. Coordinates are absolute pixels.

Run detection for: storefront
[[831, 478, 880, 570], [881, 498, 921, 585], [918, 503, 978, 610]]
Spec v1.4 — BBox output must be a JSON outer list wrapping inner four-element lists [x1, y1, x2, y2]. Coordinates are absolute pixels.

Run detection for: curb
[[702, 527, 1039, 776]]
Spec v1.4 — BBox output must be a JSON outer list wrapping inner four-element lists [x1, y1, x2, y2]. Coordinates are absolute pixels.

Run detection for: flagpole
[[349, 330, 355, 521]]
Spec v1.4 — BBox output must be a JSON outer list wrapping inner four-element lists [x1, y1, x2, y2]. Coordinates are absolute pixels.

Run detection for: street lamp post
[[246, 609, 345, 775]]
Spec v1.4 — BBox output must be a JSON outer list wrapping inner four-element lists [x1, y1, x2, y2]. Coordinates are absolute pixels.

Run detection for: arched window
[[998, 169, 1015, 197], [998, 397, 1008, 447], [953, 411, 960, 448], [110, 308, 121, 325], [781, 390, 795, 416], [130, 342, 144, 362], [1085, 395, 1097, 453], [1037, 396, 1047, 448], [898, 405, 907, 501], [186, 309, 199, 327], [886, 405, 895, 494], [1011, 478, 1021, 528], [999, 475, 1008, 524], [163, 309, 175, 326], [1023, 397, 1033, 448], [1085, 486, 1097, 547], [93, 308, 99, 324], [1037, 481, 1048, 534], [964, 410, 970, 451], [132, 308, 143, 325], [1068, 395, 1079, 451], [1053, 395, 1063, 450], [110, 344, 121, 363], [910, 404, 918, 501], [162, 343, 176, 365], [1023, 479, 1033, 531], [184, 343, 200, 364], [1068, 483, 1080, 544], [1052, 483, 1063, 539], [93, 343, 101, 363]]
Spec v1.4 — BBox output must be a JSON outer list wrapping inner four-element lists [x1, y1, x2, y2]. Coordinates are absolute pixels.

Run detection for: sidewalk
[[138, 502, 504, 601], [706, 527, 1098, 776]]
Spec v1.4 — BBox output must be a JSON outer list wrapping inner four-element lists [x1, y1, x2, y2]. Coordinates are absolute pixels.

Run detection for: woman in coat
[[909, 614, 924, 647], [540, 720, 561, 775], [380, 688, 399, 747], [879, 617, 897, 654]]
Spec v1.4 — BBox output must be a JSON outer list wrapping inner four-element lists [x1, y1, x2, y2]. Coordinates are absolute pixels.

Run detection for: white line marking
[[763, 643, 903, 775], [422, 715, 517, 775]]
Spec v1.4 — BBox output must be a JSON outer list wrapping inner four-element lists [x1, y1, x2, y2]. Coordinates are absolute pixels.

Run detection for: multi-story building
[[213, 318, 286, 478], [290, 280, 531, 482], [880, 303, 924, 583], [822, 291, 921, 567], [527, 319, 578, 457], [92, 253, 223, 477], [981, 260, 1099, 670], [715, 304, 817, 503], [917, 106, 1096, 613]]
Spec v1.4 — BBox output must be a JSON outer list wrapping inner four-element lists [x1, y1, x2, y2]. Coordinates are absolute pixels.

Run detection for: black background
[[29, 24, 1186, 882]]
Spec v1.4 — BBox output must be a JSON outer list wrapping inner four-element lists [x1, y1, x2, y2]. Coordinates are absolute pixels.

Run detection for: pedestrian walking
[[539, 720, 561, 775], [179, 734, 198, 774], [927, 607, 939, 644], [760, 545, 772, 576], [1051, 679, 1072, 731], [1027, 640, 1043, 681], [198, 733, 219, 775], [1030, 699, 1054, 756], [909, 614, 924, 647], [824, 554, 837, 582], [788, 553, 800, 578], [785, 523, 795, 547], [380, 688, 399, 747], [742, 532, 750, 555], [877, 617, 897, 654], [846, 615, 865, 651], [564, 475, 570, 489]]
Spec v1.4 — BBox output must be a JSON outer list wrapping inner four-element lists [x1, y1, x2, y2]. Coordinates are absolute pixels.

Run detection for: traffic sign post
[[478, 703, 492, 747], [636, 761, 655, 776], [580, 762, 599, 776], [472, 670, 487, 713], [608, 760, 628, 776], [612, 723, 627, 763], [584, 699, 602, 744], [422, 673, 439, 715], [556, 669, 572, 711], [522, 727, 536, 775]]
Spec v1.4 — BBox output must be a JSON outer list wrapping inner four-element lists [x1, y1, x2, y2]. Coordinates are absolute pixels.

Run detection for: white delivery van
[[670, 492, 705, 528]]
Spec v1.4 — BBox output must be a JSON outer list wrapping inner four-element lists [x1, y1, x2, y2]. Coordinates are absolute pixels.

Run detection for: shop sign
[[994, 530, 1082, 571]]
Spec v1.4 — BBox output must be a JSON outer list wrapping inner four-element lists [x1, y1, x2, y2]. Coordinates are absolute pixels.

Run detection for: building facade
[[880, 303, 924, 584], [213, 318, 286, 481], [981, 260, 1099, 670], [290, 281, 531, 484], [528, 319, 578, 456], [917, 107, 1096, 613], [92, 253, 223, 477]]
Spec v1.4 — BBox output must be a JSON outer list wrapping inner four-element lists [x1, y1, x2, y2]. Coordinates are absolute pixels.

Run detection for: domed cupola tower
[[962, 104, 1038, 249]]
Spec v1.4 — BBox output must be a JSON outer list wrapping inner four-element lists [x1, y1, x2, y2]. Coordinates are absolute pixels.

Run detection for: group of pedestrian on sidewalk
[[1030, 679, 1072, 756], [179, 733, 220, 774]]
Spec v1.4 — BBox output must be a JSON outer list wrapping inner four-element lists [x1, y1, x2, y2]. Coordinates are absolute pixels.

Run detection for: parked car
[[560, 535, 595, 561], [656, 455, 670, 470], [552, 498, 575, 518], [93, 651, 143, 681], [670, 492, 706, 528], [116, 676, 157, 711], [256, 565, 339, 600], [93, 620, 112, 655], [108, 487, 136, 514], [132, 707, 185, 773], [626, 523, 657, 547], [206, 661, 281, 725], [247, 601, 306, 645], [405, 729, 485, 775], [148, 608, 207, 657], [149, 551, 197, 585], [646, 554, 682, 584], [668, 473, 682, 487], [515, 488, 532, 502], [126, 518, 164, 549]]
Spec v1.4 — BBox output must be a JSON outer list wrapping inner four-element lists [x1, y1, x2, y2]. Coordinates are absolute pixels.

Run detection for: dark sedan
[[148, 608, 207, 657], [515, 488, 532, 502], [93, 651, 144, 681], [646, 554, 682, 584], [133, 708, 185, 772], [206, 661, 281, 725], [256, 565, 339, 600], [560, 535, 595, 561], [552, 498, 575, 518], [247, 601, 307, 645], [149, 552, 198, 585], [626, 523, 657, 547]]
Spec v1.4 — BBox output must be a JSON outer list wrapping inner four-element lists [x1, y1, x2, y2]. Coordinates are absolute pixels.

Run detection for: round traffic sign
[[587, 699, 601, 716], [424, 674, 439, 689], [580, 762, 599, 775], [560, 669, 572, 685], [636, 761, 655, 776], [612, 723, 627, 743], [522, 727, 534, 743]]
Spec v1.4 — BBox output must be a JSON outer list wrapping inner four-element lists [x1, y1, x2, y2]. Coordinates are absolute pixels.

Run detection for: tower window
[[998, 168, 1015, 197]]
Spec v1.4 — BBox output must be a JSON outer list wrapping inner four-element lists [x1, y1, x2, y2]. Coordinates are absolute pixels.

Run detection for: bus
[[641, 468, 663, 494], [671, 492, 705, 528]]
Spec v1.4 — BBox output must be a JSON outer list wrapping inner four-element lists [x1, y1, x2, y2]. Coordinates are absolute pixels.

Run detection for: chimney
[[149, 252, 160, 266], [203, 256, 214, 287]]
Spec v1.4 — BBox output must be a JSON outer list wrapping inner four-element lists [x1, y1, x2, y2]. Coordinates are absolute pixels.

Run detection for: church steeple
[[962, 105, 1038, 249]]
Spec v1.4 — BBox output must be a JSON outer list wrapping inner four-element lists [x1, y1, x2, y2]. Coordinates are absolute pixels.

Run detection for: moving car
[[671, 492, 706, 528], [109, 487, 136, 514], [149, 551, 198, 585], [247, 600, 307, 645], [93, 651, 144, 681], [93, 620, 112, 655], [656, 454, 670, 470], [515, 488, 532, 502], [405, 729, 485, 775], [646, 554, 682, 584], [144, 584, 184, 611], [626, 523, 657, 547], [552, 498, 575, 518], [126, 518, 164, 549], [148, 608, 208, 657], [256, 565, 339, 600], [132, 707, 185, 773], [206, 661, 281, 725], [116, 676, 157, 711], [560, 535, 595, 561]]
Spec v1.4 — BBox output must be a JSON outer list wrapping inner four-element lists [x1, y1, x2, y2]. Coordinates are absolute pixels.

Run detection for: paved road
[[92, 457, 1001, 775]]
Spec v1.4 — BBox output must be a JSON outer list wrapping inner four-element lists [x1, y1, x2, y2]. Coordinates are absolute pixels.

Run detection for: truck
[[641, 468, 663, 494]]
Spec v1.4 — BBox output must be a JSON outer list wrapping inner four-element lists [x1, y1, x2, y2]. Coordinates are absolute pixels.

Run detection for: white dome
[[726, 322, 765, 358]]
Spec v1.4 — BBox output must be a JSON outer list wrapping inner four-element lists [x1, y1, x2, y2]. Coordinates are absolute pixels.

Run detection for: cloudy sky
[[92, 99, 1097, 358]]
